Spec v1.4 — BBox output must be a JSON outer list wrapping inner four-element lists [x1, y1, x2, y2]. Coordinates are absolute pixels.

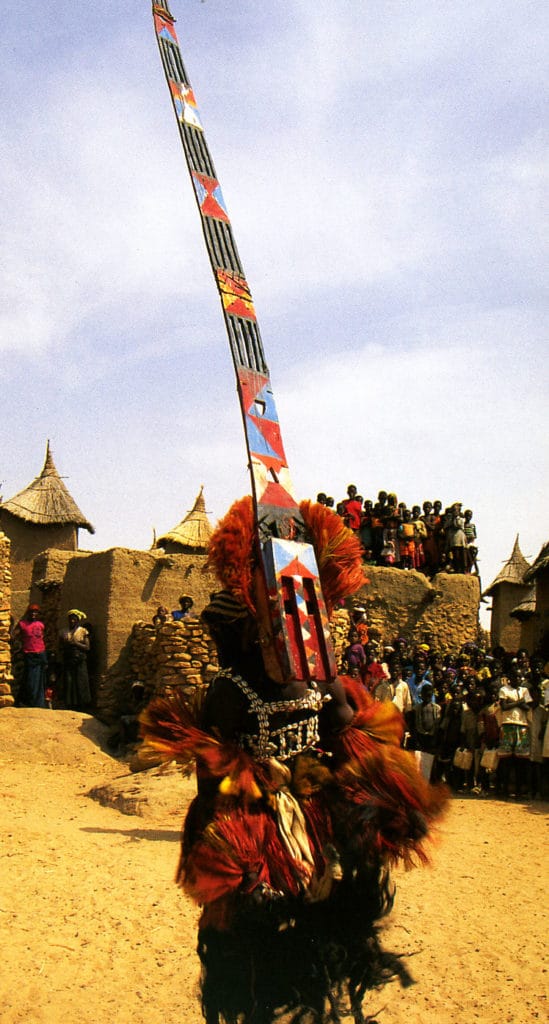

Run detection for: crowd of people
[[316, 486, 478, 575], [15, 596, 549, 803], [342, 607, 549, 800]]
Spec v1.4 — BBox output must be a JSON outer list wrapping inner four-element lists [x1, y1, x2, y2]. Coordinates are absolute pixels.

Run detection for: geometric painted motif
[[153, 12, 178, 45], [237, 368, 287, 473], [235, 366, 297, 515], [169, 81, 203, 130], [191, 171, 229, 223], [153, 4, 337, 683], [262, 538, 337, 683], [216, 270, 256, 321]]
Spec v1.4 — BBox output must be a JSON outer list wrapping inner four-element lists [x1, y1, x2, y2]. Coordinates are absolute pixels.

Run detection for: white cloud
[[1, 1, 546, 638], [277, 308, 548, 617], [0, 69, 209, 357]]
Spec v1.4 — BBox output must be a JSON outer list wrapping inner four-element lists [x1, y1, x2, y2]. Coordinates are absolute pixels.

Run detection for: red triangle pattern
[[249, 416, 286, 463], [154, 13, 178, 44], [258, 481, 297, 509], [280, 556, 316, 580]]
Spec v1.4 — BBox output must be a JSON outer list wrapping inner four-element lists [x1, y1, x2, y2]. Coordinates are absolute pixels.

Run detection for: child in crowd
[[362, 643, 388, 694], [459, 690, 483, 792], [497, 664, 532, 798], [437, 694, 463, 788], [414, 683, 441, 781], [350, 605, 369, 646], [342, 629, 366, 678], [529, 689, 547, 799], [478, 683, 501, 793]]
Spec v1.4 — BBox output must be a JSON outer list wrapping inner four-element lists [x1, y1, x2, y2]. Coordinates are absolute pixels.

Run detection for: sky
[[1, 0, 547, 629]]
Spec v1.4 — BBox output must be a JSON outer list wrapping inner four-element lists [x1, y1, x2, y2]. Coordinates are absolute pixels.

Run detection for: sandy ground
[[0, 708, 547, 1024]]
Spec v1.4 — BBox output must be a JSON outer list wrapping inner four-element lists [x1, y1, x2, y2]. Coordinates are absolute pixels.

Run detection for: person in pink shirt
[[17, 604, 47, 708]]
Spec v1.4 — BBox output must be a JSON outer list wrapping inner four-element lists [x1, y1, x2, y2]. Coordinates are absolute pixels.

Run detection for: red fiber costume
[[140, 499, 448, 1023]]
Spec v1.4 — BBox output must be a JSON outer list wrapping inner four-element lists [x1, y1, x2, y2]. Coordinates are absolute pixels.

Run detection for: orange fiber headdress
[[207, 496, 367, 618]]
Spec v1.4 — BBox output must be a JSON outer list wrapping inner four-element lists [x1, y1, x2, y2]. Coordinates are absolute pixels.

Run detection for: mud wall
[[31, 550, 89, 652], [351, 567, 481, 652], [0, 510, 78, 610], [104, 548, 215, 672], [512, 615, 537, 655], [31, 548, 482, 715], [533, 570, 549, 654], [489, 583, 532, 652], [35, 547, 217, 685]]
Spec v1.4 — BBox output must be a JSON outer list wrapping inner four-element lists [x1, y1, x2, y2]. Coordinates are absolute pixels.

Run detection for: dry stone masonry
[[96, 616, 219, 722], [0, 531, 15, 707]]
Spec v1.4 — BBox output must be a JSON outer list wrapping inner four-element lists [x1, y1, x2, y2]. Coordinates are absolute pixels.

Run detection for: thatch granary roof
[[524, 541, 549, 583], [509, 586, 537, 620], [0, 441, 94, 533], [483, 535, 530, 597], [156, 486, 213, 552]]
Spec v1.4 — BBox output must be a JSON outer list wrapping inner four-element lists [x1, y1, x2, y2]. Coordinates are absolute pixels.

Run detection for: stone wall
[[96, 616, 219, 721], [330, 609, 352, 668], [0, 531, 14, 707], [96, 611, 354, 723]]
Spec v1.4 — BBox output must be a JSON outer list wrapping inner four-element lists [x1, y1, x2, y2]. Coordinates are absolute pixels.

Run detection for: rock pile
[[131, 618, 219, 694], [0, 531, 15, 708], [96, 617, 219, 722], [330, 608, 351, 670]]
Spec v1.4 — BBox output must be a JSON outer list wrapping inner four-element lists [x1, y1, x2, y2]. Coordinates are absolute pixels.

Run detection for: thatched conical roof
[[0, 441, 94, 533], [156, 486, 213, 551], [509, 586, 537, 620], [483, 535, 530, 596], [524, 541, 549, 583]]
